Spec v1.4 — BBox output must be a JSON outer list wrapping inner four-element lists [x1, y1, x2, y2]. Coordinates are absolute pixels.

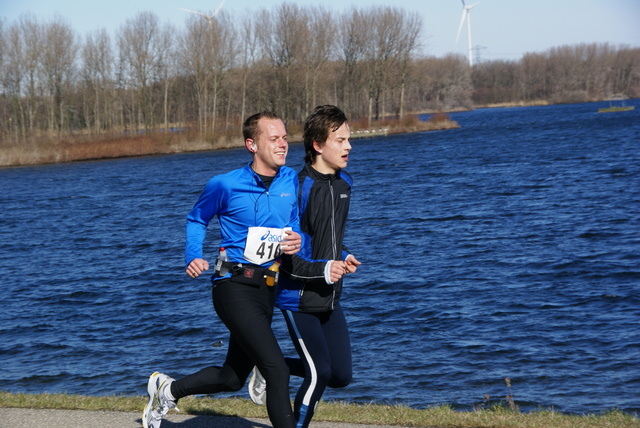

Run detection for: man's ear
[[313, 140, 323, 154], [246, 139, 256, 153]]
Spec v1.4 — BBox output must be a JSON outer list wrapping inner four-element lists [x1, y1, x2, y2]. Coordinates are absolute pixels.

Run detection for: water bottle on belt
[[265, 259, 280, 286], [216, 247, 229, 276]]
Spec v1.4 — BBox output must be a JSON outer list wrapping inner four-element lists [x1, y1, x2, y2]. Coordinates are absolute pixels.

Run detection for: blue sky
[[2, 0, 639, 61]]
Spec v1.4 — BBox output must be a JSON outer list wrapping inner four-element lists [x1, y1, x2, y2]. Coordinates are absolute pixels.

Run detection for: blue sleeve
[[287, 174, 302, 235], [185, 176, 227, 267]]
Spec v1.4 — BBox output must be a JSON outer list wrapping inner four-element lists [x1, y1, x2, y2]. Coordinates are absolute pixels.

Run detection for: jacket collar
[[304, 163, 340, 181]]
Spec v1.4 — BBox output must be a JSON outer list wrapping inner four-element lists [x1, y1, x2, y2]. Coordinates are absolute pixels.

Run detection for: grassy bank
[[0, 392, 637, 428], [0, 131, 233, 168], [0, 114, 458, 167]]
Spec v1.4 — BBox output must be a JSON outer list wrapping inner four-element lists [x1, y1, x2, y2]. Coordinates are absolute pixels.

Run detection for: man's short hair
[[303, 105, 348, 164], [243, 111, 281, 142]]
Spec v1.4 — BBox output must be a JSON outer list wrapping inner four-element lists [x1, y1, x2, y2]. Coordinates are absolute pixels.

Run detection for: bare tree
[[82, 28, 114, 134], [363, 6, 419, 123], [0, 20, 4, 81], [417, 54, 472, 110], [300, 6, 336, 113], [472, 59, 519, 105], [178, 15, 212, 135], [19, 14, 43, 135], [337, 8, 372, 118], [156, 23, 176, 134], [1, 20, 28, 140], [547, 45, 589, 102], [394, 10, 422, 118], [118, 11, 165, 131], [40, 16, 76, 134], [178, 10, 236, 137], [257, 3, 306, 119], [518, 52, 548, 101], [0, 20, 13, 141], [611, 46, 640, 96], [207, 12, 237, 135], [238, 11, 259, 126]]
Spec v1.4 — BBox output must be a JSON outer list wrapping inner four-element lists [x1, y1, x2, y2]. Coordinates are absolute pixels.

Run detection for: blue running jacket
[[185, 163, 301, 276]]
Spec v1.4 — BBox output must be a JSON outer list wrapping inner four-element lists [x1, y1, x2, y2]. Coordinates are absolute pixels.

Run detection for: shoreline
[[1, 98, 628, 168], [0, 117, 459, 168]]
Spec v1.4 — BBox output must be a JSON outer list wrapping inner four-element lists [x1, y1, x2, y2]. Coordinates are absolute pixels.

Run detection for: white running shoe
[[142, 372, 179, 428], [248, 366, 267, 405]]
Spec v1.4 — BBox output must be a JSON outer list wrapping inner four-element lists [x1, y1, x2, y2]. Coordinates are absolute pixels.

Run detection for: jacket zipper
[[329, 180, 336, 310]]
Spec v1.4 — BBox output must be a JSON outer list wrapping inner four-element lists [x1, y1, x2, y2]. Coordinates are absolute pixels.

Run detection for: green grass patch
[[0, 392, 638, 427]]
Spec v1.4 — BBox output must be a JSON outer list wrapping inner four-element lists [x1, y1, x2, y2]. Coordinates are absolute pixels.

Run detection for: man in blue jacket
[[143, 111, 301, 428]]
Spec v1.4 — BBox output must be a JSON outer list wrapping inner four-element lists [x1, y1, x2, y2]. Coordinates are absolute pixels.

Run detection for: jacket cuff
[[324, 261, 334, 284]]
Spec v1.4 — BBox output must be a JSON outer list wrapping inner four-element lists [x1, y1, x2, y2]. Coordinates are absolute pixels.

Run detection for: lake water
[[1, 100, 639, 415]]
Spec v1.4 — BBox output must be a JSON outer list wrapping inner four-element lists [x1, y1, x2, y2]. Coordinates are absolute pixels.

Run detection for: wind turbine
[[180, 0, 227, 26], [455, 0, 479, 67]]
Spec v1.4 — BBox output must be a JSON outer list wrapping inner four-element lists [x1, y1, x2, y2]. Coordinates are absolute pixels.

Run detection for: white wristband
[[324, 261, 334, 284]]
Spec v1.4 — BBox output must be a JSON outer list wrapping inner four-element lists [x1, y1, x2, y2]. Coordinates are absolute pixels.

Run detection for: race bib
[[244, 227, 288, 265]]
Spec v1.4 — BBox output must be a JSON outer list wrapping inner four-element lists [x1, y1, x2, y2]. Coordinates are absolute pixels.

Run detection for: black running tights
[[170, 279, 295, 428]]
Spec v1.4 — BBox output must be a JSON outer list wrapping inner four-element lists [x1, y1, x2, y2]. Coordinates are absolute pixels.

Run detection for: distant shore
[[0, 115, 459, 168], [0, 100, 563, 168]]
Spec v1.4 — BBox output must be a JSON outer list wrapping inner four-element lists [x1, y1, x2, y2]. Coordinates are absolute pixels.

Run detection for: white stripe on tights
[[285, 310, 317, 406]]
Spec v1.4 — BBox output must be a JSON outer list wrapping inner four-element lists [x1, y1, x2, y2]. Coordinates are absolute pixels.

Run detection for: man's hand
[[329, 261, 348, 283], [186, 258, 209, 278], [345, 254, 361, 274], [281, 230, 302, 255]]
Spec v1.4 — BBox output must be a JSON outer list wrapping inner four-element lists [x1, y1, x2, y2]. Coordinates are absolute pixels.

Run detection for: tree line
[[1, 5, 639, 145]]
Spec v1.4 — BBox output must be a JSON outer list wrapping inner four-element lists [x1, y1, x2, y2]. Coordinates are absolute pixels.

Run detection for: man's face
[[253, 118, 288, 175], [314, 122, 351, 174]]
